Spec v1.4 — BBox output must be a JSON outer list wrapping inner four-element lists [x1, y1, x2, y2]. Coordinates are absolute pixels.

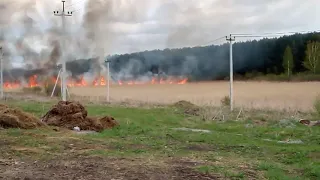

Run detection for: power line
[[231, 30, 320, 40], [232, 29, 320, 36], [194, 36, 226, 47], [233, 35, 286, 39], [225, 29, 320, 112]]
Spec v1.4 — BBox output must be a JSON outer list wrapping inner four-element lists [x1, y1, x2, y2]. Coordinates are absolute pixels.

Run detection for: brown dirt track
[[69, 81, 320, 111], [0, 156, 221, 180]]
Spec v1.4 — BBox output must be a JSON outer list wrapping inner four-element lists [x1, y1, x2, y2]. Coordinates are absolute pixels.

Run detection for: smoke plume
[[1, 0, 315, 83], [0, 0, 167, 83]]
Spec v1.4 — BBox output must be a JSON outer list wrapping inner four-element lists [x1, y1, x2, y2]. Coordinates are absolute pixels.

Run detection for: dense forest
[[107, 32, 320, 81]]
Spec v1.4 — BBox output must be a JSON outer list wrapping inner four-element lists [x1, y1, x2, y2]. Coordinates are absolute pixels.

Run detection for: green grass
[[1, 101, 320, 179]]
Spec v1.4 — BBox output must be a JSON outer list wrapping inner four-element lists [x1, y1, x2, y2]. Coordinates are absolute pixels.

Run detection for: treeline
[[108, 32, 320, 81]]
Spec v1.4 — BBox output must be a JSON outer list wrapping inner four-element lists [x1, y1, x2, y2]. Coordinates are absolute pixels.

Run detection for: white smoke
[[0, 0, 213, 82], [0, 0, 158, 80]]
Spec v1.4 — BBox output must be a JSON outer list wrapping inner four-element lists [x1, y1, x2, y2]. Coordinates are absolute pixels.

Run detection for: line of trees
[[108, 32, 320, 81], [282, 41, 320, 77]]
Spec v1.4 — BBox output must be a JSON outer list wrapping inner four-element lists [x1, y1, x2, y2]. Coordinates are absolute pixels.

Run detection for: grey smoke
[[1, 0, 159, 82], [0, 0, 319, 83]]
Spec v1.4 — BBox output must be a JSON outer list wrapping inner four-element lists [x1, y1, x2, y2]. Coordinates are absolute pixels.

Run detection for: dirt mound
[[172, 100, 200, 116], [0, 104, 9, 111], [0, 105, 45, 129], [41, 101, 118, 132]]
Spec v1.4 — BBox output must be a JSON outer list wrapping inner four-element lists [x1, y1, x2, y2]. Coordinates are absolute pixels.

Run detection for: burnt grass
[[0, 100, 319, 180]]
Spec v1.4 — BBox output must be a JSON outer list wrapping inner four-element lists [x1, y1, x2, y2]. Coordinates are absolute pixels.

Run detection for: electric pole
[[105, 59, 110, 102], [226, 34, 235, 111], [53, 0, 72, 101], [0, 47, 3, 99]]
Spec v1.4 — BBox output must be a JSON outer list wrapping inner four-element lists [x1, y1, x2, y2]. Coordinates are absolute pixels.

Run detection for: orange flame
[[3, 75, 188, 89], [93, 76, 107, 86], [177, 78, 188, 84], [29, 75, 39, 87], [4, 81, 20, 89]]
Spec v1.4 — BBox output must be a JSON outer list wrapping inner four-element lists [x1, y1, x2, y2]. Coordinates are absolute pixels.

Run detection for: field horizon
[[67, 81, 320, 111]]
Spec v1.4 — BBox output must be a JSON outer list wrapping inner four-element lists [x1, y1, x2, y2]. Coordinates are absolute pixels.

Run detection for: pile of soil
[[172, 100, 200, 116], [41, 101, 118, 132], [0, 104, 45, 129]]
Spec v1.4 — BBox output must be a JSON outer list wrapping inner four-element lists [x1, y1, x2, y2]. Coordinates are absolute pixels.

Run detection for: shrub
[[314, 96, 320, 116], [44, 79, 61, 97], [221, 96, 230, 107]]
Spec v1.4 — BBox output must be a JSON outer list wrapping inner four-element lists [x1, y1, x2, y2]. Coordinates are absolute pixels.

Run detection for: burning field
[[5, 76, 320, 111], [3, 73, 188, 89]]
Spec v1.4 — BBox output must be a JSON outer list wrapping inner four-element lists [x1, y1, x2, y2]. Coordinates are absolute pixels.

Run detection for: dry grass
[[67, 81, 320, 111]]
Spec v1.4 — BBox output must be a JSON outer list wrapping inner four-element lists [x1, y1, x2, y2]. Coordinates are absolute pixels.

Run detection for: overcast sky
[[78, 0, 320, 54], [1, 0, 320, 56]]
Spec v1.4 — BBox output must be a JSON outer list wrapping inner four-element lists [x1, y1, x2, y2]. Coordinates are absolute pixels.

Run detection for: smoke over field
[[0, 0, 319, 89], [0, 0, 194, 87]]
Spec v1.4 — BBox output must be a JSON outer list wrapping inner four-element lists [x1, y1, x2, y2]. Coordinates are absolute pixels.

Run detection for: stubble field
[[70, 81, 320, 111]]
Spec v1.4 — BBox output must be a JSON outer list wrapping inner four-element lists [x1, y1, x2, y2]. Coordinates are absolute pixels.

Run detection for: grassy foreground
[[0, 101, 319, 179]]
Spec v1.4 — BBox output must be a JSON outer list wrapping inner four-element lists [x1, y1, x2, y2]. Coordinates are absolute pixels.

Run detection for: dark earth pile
[[0, 104, 45, 129], [41, 101, 118, 132]]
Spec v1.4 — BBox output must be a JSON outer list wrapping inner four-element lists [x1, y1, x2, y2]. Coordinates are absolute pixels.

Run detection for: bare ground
[[0, 136, 221, 180], [0, 156, 221, 180], [0, 128, 223, 180]]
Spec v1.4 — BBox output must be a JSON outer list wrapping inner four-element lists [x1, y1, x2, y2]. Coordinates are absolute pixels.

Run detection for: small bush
[[314, 96, 320, 116], [221, 96, 230, 107], [44, 79, 61, 97]]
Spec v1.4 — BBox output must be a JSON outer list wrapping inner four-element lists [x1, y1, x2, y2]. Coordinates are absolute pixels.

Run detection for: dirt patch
[[173, 100, 200, 116], [41, 101, 118, 132], [0, 156, 221, 180], [185, 144, 214, 152], [253, 119, 268, 126], [0, 104, 45, 129], [11, 146, 45, 154], [171, 158, 209, 167], [309, 152, 320, 160]]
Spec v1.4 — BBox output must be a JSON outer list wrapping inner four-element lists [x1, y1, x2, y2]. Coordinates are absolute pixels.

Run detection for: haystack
[[0, 104, 45, 129], [41, 101, 118, 132]]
